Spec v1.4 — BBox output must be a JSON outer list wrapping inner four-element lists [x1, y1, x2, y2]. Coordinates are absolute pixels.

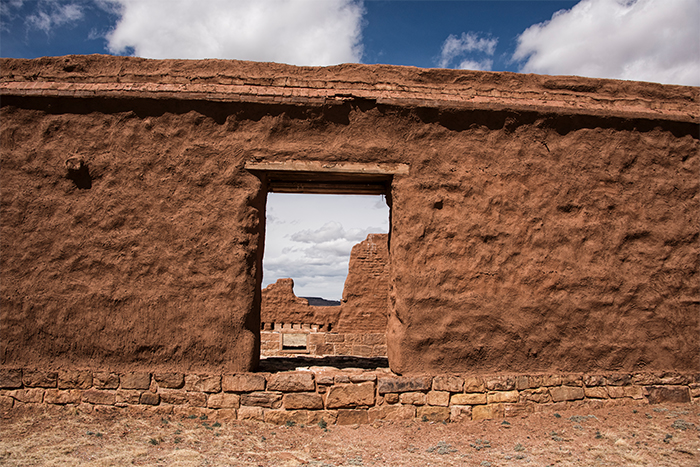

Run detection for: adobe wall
[[1, 55, 698, 376]]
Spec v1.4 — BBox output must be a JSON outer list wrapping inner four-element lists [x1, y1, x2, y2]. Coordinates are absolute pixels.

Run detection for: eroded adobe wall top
[[1, 55, 698, 123], [261, 233, 389, 333]]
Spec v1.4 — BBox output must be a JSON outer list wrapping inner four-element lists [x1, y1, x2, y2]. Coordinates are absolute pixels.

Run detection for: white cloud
[[513, 0, 700, 86], [101, 0, 364, 65], [25, 1, 84, 34], [438, 32, 498, 70]]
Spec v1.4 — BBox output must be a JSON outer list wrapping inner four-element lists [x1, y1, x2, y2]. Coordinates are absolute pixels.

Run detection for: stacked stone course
[[261, 330, 387, 358], [2, 368, 697, 425]]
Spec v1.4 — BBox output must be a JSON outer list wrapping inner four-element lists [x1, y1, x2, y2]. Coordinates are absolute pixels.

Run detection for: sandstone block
[[116, 389, 141, 405], [223, 374, 266, 392], [583, 375, 606, 387], [187, 392, 207, 407], [0, 369, 22, 389], [337, 409, 369, 425], [399, 392, 426, 406], [283, 392, 323, 410], [159, 390, 187, 405], [516, 376, 531, 390], [121, 372, 151, 390], [427, 391, 450, 407], [450, 405, 472, 422], [561, 374, 583, 386], [326, 382, 375, 408], [463, 376, 486, 393], [433, 375, 464, 393], [660, 373, 691, 385], [606, 374, 631, 386], [308, 410, 338, 425], [82, 389, 116, 406], [265, 410, 309, 426], [519, 388, 551, 404], [349, 374, 377, 383], [334, 344, 352, 355], [607, 386, 643, 399], [94, 372, 119, 389], [237, 406, 264, 421], [154, 373, 185, 389], [0, 395, 13, 411], [241, 392, 283, 408], [472, 404, 505, 421], [584, 387, 609, 399], [207, 393, 240, 409], [646, 386, 690, 404], [315, 375, 335, 386], [377, 376, 431, 394], [363, 334, 386, 345], [530, 375, 562, 387], [334, 375, 351, 384], [417, 406, 450, 422], [485, 376, 515, 391], [368, 405, 415, 421], [267, 372, 315, 392], [351, 345, 373, 358], [550, 386, 584, 402], [384, 393, 399, 404], [185, 374, 221, 393], [313, 344, 335, 355], [8, 388, 44, 404], [140, 392, 160, 406], [632, 373, 660, 385], [308, 333, 325, 345], [487, 390, 519, 404], [451, 393, 487, 405], [44, 389, 81, 405], [325, 334, 345, 343], [23, 370, 57, 388], [58, 370, 93, 389], [372, 345, 388, 357], [344, 334, 364, 344]]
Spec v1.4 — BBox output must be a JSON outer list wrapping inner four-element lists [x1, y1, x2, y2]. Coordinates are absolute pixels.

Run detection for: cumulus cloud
[[437, 32, 498, 70], [513, 0, 700, 86], [101, 0, 364, 65], [23, 0, 84, 34]]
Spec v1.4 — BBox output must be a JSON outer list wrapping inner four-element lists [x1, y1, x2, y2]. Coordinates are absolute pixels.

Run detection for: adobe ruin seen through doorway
[[246, 161, 408, 363]]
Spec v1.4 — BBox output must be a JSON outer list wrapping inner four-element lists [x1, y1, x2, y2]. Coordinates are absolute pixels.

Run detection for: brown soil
[[1, 403, 698, 466]]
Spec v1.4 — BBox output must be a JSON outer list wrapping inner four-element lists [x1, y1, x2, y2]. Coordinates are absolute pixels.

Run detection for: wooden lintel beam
[[245, 160, 409, 176]]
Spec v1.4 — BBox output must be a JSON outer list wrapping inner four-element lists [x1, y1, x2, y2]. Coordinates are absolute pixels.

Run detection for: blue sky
[[2, 0, 698, 299]]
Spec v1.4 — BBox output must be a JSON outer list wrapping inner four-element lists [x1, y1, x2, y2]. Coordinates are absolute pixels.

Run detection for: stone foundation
[[2, 368, 697, 424], [261, 327, 387, 357]]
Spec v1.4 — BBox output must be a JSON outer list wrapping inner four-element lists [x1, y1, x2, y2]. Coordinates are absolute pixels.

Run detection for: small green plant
[[95, 432, 103, 438], [318, 419, 327, 429], [187, 415, 197, 419], [199, 414, 208, 420], [514, 443, 524, 452], [285, 420, 296, 427], [149, 438, 160, 446], [174, 437, 182, 444], [212, 422, 221, 428], [421, 415, 428, 422]]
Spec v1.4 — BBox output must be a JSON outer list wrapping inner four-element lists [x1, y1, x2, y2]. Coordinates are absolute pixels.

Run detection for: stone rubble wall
[[261, 330, 387, 358], [2, 368, 697, 425]]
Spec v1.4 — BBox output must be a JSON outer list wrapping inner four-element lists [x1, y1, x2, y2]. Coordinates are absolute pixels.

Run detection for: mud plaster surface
[[0, 55, 698, 375]]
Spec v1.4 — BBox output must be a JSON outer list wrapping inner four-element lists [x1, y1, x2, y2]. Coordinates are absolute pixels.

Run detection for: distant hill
[[302, 297, 341, 307]]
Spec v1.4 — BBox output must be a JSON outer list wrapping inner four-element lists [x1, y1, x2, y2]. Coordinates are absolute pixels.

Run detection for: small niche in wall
[[282, 333, 308, 351]]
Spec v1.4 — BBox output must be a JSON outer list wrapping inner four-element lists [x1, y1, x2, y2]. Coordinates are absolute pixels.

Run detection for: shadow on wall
[[261, 233, 389, 358]]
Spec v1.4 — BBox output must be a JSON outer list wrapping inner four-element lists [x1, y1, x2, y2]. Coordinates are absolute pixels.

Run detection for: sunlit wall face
[[263, 193, 389, 300]]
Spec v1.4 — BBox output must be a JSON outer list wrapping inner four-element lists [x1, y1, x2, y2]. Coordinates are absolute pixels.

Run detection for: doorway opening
[[246, 161, 407, 366]]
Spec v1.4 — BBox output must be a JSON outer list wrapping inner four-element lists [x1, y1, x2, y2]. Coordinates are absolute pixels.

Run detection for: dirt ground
[[1, 403, 698, 466]]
